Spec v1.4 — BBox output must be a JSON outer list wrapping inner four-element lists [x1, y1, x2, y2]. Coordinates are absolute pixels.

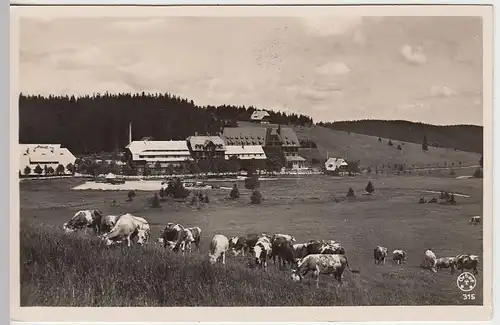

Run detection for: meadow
[[20, 174, 483, 306]]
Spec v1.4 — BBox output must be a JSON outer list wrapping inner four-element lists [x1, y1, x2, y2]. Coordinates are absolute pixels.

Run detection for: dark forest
[[19, 93, 314, 155]]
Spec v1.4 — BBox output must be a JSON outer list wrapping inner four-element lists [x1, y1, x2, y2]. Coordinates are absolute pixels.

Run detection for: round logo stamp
[[457, 272, 477, 292]]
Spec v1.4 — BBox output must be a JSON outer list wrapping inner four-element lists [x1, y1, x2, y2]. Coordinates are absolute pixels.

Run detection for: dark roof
[[222, 126, 300, 147]]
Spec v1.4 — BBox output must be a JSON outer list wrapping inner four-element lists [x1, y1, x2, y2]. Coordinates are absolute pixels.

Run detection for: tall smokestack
[[129, 122, 132, 145]]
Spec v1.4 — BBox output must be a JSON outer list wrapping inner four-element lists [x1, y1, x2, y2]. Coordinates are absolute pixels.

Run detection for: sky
[[19, 15, 483, 126]]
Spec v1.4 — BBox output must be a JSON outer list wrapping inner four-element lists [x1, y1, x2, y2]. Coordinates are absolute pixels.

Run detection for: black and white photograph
[[11, 3, 493, 322]]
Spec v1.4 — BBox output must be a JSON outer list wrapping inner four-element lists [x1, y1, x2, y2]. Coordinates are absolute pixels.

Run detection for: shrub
[[365, 181, 374, 194], [127, 190, 136, 202], [245, 174, 260, 190], [34, 165, 42, 175], [378, 137, 382, 142], [346, 187, 355, 198], [159, 187, 166, 201], [422, 136, 429, 151], [66, 163, 74, 174], [388, 140, 393, 146], [47, 166, 55, 175], [150, 193, 161, 208], [473, 168, 483, 178], [229, 183, 240, 199], [23, 166, 31, 176], [203, 194, 210, 204], [166, 177, 190, 199], [449, 169, 456, 177], [397, 145, 402, 150], [56, 164, 65, 175], [346, 160, 361, 174], [250, 190, 262, 204]]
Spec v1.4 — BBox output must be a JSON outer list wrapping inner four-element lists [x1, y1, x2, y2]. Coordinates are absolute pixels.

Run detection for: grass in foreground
[[20, 219, 481, 307]]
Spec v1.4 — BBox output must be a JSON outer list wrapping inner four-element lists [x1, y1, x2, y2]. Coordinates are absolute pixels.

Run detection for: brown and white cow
[[374, 246, 388, 264], [254, 236, 272, 267], [436, 257, 457, 274], [63, 209, 104, 235], [161, 223, 190, 254], [184, 227, 202, 253], [101, 213, 150, 247], [208, 234, 230, 265], [392, 249, 408, 264], [229, 236, 247, 257], [469, 216, 481, 225], [455, 254, 479, 275], [291, 254, 360, 288]]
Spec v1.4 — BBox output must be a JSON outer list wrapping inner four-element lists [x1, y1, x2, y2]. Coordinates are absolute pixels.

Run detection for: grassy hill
[[319, 120, 482, 154], [237, 122, 481, 171]]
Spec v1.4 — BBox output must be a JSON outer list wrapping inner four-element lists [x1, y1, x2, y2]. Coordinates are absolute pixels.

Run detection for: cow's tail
[[345, 256, 360, 273]]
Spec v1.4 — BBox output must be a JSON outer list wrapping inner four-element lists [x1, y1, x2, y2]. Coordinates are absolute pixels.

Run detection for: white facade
[[225, 145, 267, 160], [19, 144, 77, 175], [325, 157, 348, 172], [286, 155, 308, 170], [126, 140, 193, 167]]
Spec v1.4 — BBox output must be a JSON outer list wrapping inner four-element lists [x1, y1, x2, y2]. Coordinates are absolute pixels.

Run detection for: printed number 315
[[463, 293, 476, 300]]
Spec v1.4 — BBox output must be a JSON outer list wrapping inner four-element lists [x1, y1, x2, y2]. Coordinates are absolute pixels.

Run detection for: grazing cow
[[455, 254, 479, 275], [271, 233, 296, 243], [373, 246, 388, 264], [270, 236, 288, 267], [101, 215, 119, 234], [392, 249, 408, 264], [208, 234, 229, 265], [254, 236, 272, 267], [161, 223, 190, 254], [272, 239, 297, 268], [63, 209, 104, 235], [229, 236, 247, 257], [102, 213, 150, 247], [423, 249, 438, 273], [305, 240, 323, 255], [185, 227, 202, 252], [469, 216, 481, 225], [291, 254, 360, 288], [436, 257, 457, 274]]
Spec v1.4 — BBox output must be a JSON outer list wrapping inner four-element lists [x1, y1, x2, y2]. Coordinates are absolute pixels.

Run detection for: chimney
[[128, 122, 132, 145]]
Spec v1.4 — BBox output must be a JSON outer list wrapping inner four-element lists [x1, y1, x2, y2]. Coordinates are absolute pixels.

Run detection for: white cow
[[102, 213, 150, 247], [208, 234, 230, 265], [423, 249, 438, 273]]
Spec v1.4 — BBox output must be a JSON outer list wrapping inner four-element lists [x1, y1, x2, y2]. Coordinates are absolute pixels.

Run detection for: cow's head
[[290, 236, 297, 243], [62, 222, 75, 233], [208, 253, 218, 265], [137, 228, 150, 246], [291, 269, 302, 282]]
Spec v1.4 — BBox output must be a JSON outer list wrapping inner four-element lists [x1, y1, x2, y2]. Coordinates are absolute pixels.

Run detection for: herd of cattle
[[62, 209, 482, 287]]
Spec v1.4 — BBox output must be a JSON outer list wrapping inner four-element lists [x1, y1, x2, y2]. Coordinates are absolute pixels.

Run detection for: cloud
[[400, 45, 427, 65], [429, 86, 458, 98], [300, 16, 363, 36], [316, 61, 351, 75]]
